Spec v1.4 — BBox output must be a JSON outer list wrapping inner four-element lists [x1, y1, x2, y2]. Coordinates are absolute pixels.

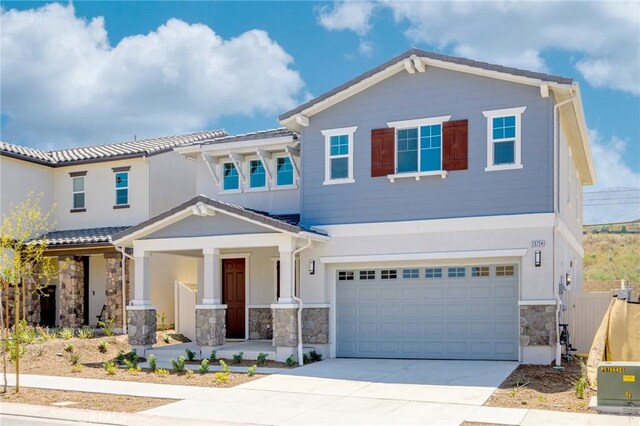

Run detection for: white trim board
[[319, 248, 527, 264], [518, 300, 556, 306]]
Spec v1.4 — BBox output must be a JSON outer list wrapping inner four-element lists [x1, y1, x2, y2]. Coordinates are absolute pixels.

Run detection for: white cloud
[[584, 129, 640, 224], [358, 40, 374, 57], [317, 1, 376, 36], [0, 3, 305, 148]]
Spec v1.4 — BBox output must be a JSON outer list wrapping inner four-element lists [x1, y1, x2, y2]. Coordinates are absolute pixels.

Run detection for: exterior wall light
[[566, 272, 572, 286], [534, 250, 541, 267], [309, 260, 315, 275]]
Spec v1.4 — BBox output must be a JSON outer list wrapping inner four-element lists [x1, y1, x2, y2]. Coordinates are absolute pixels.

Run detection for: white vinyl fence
[[174, 281, 197, 342], [566, 290, 613, 353]]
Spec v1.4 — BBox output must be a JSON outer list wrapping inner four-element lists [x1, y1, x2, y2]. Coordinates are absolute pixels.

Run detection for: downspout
[[115, 246, 134, 334], [292, 237, 312, 366], [553, 90, 576, 366]]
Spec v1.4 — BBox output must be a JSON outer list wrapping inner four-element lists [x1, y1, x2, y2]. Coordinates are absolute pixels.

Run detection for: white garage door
[[336, 265, 519, 360]]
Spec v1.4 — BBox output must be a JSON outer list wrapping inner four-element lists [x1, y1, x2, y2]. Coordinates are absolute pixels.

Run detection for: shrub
[[71, 364, 82, 373], [199, 359, 209, 374], [98, 340, 108, 353], [186, 369, 194, 377], [171, 356, 186, 372], [19, 324, 37, 345], [128, 366, 142, 374], [155, 368, 170, 376], [98, 319, 114, 337], [103, 360, 117, 375], [209, 350, 217, 361], [256, 352, 268, 365], [232, 351, 244, 364], [35, 343, 45, 357], [124, 350, 139, 369], [219, 359, 230, 373], [78, 326, 94, 340], [285, 355, 296, 367], [576, 359, 588, 399], [309, 351, 323, 362], [148, 354, 157, 372], [162, 333, 170, 344], [58, 327, 75, 340], [115, 350, 126, 364], [186, 348, 196, 361], [157, 312, 169, 331], [303, 353, 310, 365], [69, 352, 81, 366], [8, 340, 25, 363], [64, 343, 75, 353], [247, 364, 257, 377], [214, 371, 229, 384], [36, 326, 55, 341]]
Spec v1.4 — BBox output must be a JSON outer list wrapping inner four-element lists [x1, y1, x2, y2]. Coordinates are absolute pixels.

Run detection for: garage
[[336, 265, 519, 360]]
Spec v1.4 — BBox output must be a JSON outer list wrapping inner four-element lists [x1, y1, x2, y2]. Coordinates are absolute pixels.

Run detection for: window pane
[[330, 135, 349, 156], [381, 269, 397, 280], [115, 172, 128, 188], [359, 270, 375, 280], [447, 267, 465, 278], [425, 268, 442, 278], [73, 193, 85, 209], [338, 271, 354, 281], [116, 188, 128, 205], [249, 160, 266, 188], [494, 141, 515, 165], [402, 269, 419, 279], [397, 128, 418, 173], [223, 163, 239, 190], [330, 157, 348, 179], [277, 157, 293, 186], [72, 177, 84, 192]]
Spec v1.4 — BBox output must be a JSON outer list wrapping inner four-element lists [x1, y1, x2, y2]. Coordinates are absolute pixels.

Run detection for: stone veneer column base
[[195, 305, 226, 346], [58, 257, 84, 328], [104, 254, 130, 328], [272, 304, 299, 362], [520, 304, 557, 346], [249, 307, 273, 340], [127, 307, 156, 351], [301, 308, 329, 345]]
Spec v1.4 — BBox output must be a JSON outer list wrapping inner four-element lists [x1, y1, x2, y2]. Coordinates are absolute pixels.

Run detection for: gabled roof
[[112, 195, 327, 245], [41, 226, 131, 247], [0, 130, 228, 167], [201, 128, 297, 146]]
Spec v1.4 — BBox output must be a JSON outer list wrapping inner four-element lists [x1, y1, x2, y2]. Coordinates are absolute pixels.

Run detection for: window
[[447, 267, 465, 278], [359, 270, 376, 280], [249, 159, 266, 189], [338, 271, 354, 281], [425, 268, 442, 279], [72, 176, 85, 209], [222, 162, 239, 191], [321, 126, 357, 185], [381, 269, 397, 280], [114, 172, 128, 205], [496, 265, 515, 277], [387, 116, 450, 175], [402, 269, 419, 279], [276, 156, 294, 186], [482, 106, 526, 171], [471, 266, 490, 277]]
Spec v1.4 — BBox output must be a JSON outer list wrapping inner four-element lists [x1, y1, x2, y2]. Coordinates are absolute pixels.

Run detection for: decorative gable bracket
[[201, 153, 219, 185], [229, 152, 246, 184]]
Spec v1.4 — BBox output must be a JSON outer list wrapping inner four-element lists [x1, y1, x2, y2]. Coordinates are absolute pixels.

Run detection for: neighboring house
[[0, 130, 226, 329], [111, 49, 595, 365]]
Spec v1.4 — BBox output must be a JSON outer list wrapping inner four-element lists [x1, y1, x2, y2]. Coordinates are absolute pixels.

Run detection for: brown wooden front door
[[223, 258, 245, 339]]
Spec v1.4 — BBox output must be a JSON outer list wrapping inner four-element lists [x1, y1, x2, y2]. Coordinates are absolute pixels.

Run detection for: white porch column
[[131, 252, 151, 305], [127, 250, 156, 350], [278, 240, 295, 303], [202, 247, 221, 305]]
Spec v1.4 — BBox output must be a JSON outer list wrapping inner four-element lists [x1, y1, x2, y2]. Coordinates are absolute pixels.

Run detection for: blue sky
[[1, 1, 639, 223]]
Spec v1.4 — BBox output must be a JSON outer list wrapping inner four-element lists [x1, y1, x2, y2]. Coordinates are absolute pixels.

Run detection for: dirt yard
[[485, 357, 594, 413], [1, 387, 175, 412]]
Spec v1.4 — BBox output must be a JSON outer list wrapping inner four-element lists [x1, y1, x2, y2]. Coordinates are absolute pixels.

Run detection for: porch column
[[196, 247, 226, 347], [278, 242, 294, 303], [58, 256, 84, 328], [272, 238, 299, 362], [126, 251, 156, 350]]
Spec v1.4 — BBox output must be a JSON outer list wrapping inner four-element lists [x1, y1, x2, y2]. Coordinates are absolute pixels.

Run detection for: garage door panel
[[469, 342, 492, 357], [380, 305, 399, 318], [495, 284, 518, 298], [446, 304, 469, 318], [469, 321, 493, 337], [402, 304, 422, 317], [470, 285, 493, 299], [424, 322, 445, 337], [337, 322, 357, 337], [358, 305, 377, 318], [401, 322, 422, 337], [358, 288, 378, 300], [446, 285, 468, 298], [423, 286, 445, 299], [446, 321, 468, 337], [379, 288, 400, 299], [424, 304, 445, 318], [379, 322, 399, 335], [469, 304, 492, 318]]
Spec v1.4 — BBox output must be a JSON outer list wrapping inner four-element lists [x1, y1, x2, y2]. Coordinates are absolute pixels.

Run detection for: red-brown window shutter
[[442, 120, 468, 171], [371, 128, 395, 177]]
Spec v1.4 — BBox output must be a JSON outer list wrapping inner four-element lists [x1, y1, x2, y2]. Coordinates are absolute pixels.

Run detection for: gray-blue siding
[[300, 67, 554, 227]]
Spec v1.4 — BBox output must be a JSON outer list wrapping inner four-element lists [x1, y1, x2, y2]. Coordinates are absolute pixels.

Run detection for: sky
[[1, 1, 639, 224]]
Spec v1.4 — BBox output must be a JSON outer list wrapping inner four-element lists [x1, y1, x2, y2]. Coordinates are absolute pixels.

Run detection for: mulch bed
[[485, 356, 594, 413]]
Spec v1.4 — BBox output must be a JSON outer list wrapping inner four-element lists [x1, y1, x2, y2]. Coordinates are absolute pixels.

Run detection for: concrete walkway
[[5, 359, 640, 426]]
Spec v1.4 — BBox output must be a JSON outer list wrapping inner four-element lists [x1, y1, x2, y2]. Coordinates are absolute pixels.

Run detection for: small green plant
[[58, 327, 75, 340], [36, 326, 55, 341], [98, 319, 114, 337], [128, 366, 142, 373], [71, 364, 83, 373], [155, 368, 170, 376], [575, 359, 588, 399], [214, 371, 229, 384], [157, 312, 169, 331], [219, 359, 230, 373], [162, 333, 170, 344], [510, 375, 530, 396], [8, 340, 25, 363], [256, 352, 268, 365], [64, 343, 75, 353], [124, 350, 139, 369], [98, 340, 108, 353], [186, 369, 194, 377], [209, 350, 217, 361], [537, 395, 546, 402], [148, 354, 157, 372], [309, 351, 323, 362], [199, 359, 210, 374], [78, 326, 94, 339], [171, 356, 186, 372], [247, 364, 257, 377], [35, 343, 45, 357], [103, 360, 117, 375], [69, 352, 81, 366], [303, 353, 310, 364], [285, 355, 296, 367], [19, 323, 37, 345], [186, 348, 196, 361], [232, 351, 244, 364], [116, 350, 126, 364]]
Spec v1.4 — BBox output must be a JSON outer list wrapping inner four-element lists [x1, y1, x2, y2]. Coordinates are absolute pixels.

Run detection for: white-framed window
[[275, 155, 295, 187], [114, 172, 128, 205], [221, 161, 240, 192], [248, 158, 267, 190], [321, 126, 357, 185], [402, 268, 419, 279], [425, 268, 442, 279], [338, 271, 354, 281], [496, 265, 515, 277], [471, 266, 490, 277], [72, 176, 85, 209], [381, 269, 397, 280], [447, 267, 466, 278], [387, 116, 451, 175], [359, 270, 376, 280], [482, 106, 526, 171]]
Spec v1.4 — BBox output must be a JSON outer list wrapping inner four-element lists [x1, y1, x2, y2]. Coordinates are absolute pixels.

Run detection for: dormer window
[[249, 159, 266, 189], [222, 161, 240, 191], [276, 156, 294, 187]]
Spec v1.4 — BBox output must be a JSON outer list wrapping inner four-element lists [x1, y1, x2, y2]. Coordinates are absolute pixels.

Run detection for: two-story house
[[111, 49, 595, 365], [0, 130, 226, 330]]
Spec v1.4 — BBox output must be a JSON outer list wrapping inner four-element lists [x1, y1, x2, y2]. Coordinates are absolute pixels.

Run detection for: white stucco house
[[2, 49, 595, 365]]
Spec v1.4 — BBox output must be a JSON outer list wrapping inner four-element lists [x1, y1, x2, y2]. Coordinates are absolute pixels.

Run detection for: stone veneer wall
[[104, 254, 130, 327], [520, 305, 557, 346], [301, 308, 329, 345], [24, 266, 41, 325], [272, 308, 298, 347], [249, 308, 273, 340], [58, 257, 84, 327], [195, 308, 226, 346], [128, 308, 157, 346]]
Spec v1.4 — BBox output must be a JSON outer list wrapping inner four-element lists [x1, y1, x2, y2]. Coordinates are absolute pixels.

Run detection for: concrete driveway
[[143, 359, 519, 425]]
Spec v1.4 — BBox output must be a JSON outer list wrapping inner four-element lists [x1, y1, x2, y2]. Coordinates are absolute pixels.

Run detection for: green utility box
[[597, 361, 640, 407]]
